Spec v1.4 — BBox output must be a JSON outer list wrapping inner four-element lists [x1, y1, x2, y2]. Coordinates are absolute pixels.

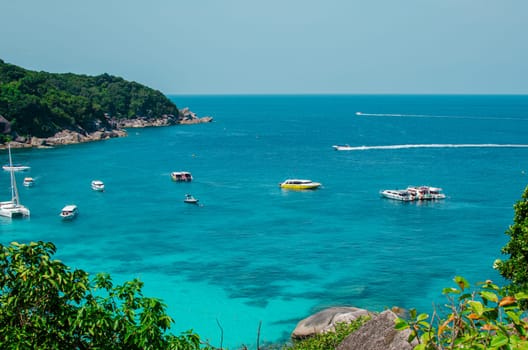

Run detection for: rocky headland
[[0, 107, 212, 150]]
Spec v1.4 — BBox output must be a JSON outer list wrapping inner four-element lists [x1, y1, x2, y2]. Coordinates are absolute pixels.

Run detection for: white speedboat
[[332, 144, 354, 151], [279, 179, 321, 190], [0, 144, 30, 218], [407, 186, 446, 200], [380, 189, 414, 202], [171, 171, 193, 182], [60, 205, 78, 220], [91, 180, 105, 192], [23, 177, 35, 187], [184, 194, 199, 204]]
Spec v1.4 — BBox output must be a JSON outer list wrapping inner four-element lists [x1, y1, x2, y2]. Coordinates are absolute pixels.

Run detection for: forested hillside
[[0, 59, 178, 140]]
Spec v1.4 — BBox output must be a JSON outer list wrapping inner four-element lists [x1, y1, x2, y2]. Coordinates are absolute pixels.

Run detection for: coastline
[[0, 108, 213, 150]]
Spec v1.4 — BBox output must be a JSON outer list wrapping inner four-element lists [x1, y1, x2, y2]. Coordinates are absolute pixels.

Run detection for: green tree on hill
[[0, 59, 179, 139]]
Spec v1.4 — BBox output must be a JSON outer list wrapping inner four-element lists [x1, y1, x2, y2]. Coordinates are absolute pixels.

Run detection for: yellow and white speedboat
[[279, 179, 321, 190]]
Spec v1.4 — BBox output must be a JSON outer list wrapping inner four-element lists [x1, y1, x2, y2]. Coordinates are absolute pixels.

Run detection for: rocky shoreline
[[0, 107, 212, 150]]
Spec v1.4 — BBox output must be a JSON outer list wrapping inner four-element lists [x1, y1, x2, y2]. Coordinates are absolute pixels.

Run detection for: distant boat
[[0, 144, 30, 218], [332, 144, 353, 151], [91, 180, 105, 192], [184, 194, 199, 204], [380, 186, 446, 201], [279, 179, 321, 190], [171, 171, 193, 182], [380, 189, 414, 202], [23, 177, 35, 187], [2, 164, 30, 171], [60, 205, 78, 220]]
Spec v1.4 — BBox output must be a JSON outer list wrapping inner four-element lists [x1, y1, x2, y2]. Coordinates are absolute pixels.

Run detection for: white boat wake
[[355, 112, 526, 121], [333, 144, 528, 151]]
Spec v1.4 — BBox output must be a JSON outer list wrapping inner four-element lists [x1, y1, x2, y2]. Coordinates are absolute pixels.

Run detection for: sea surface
[[2, 94, 528, 349]]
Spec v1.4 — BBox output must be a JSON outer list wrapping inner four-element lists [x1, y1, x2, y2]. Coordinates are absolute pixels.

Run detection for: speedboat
[[91, 180, 105, 192], [332, 144, 354, 151], [23, 177, 35, 187], [60, 205, 78, 220], [184, 194, 199, 204], [380, 189, 414, 202], [280, 179, 321, 190], [2, 164, 30, 171], [171, 171, 193, 182], [407, 186, 446, 200]]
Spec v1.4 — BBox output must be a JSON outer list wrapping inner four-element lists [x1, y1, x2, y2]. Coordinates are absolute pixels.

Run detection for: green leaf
[[416, 313, 429, 322], [454, 276, 470, 291], [468, 300, 484, 316], [490, 334, 509, 347], [394, 319, 410, 331], [515, 291, 528, 300], [480, 291, 499, 303]]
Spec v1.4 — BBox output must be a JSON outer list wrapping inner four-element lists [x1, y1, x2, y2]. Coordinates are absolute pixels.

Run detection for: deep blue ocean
[[2, 95, 528, 349]]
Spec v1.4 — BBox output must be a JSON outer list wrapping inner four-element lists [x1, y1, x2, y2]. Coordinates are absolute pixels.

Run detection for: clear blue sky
[[1, 0, 527, 95]]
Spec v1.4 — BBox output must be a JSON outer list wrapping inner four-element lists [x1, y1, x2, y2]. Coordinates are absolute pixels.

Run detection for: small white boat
[[2, 164, 30, 171], [60, 205, 78, 220], [184, 194, 199, 204], [91, 180, 105, 192], [380, 189, 414, 202], [23, 177, 35, 187], [279, 179, 321, 190], [171, 171, 193, 182]]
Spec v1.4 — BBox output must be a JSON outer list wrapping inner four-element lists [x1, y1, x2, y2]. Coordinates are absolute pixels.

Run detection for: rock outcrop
[[291, 307, 372, 339], [0, 107, 212, 149], [339, 309, 416, 350]]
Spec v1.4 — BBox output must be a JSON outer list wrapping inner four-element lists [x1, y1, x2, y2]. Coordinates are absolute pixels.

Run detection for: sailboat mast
[[8, 144, 19, 205]]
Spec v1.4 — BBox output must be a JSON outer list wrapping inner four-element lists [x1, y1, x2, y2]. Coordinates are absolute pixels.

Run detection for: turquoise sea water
[[2, 94, 528, 348]]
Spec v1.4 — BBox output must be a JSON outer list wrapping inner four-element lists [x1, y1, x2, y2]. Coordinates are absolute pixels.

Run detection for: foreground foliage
[[494, 186, 528, 298], [282, 318, 369, 350], [396, 276, 528, 349], [0, 58, 178, 139], [0, 241, 209, 349]]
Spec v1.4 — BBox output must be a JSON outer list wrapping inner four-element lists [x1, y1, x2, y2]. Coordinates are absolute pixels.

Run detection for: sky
[[1, 0, 527, 95]]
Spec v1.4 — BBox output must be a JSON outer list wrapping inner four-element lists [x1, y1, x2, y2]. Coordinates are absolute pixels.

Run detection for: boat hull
[[280, 183, 321, 190]]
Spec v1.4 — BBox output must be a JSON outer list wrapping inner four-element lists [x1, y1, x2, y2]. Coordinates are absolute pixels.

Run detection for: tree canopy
[[0, 59, 178, 138], [0, 241, 208, 349]]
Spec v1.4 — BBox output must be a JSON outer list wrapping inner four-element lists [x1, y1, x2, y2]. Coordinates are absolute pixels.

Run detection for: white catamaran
[[0, 144, 30, 218]]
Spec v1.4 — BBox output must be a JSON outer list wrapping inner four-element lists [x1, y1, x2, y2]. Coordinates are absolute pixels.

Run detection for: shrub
[[395, 276, 528, 349]]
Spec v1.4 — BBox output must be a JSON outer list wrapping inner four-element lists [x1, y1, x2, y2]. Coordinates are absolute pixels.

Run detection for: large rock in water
[[336, 310, 416, 350], [291, 307, 372, 339]]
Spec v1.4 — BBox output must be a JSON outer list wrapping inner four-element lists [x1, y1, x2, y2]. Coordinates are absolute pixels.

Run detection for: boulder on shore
[[336, 309, 416, 350], [291, 306, 372, 339]]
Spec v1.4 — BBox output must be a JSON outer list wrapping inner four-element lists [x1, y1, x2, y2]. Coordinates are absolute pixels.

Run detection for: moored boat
[[91, 180, 105, 192], [406, 186, 446, 200], [184, 194, 199, 204], [23, 177, 35, 187], [171, 171, 193, 182], [380, 189, 414, 201], [2, 164, 30, 171], [380, 185, 446, 201], [279, 179, 321, 190], [0, 144, 30, 218], [60, 205, 78, 220]]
